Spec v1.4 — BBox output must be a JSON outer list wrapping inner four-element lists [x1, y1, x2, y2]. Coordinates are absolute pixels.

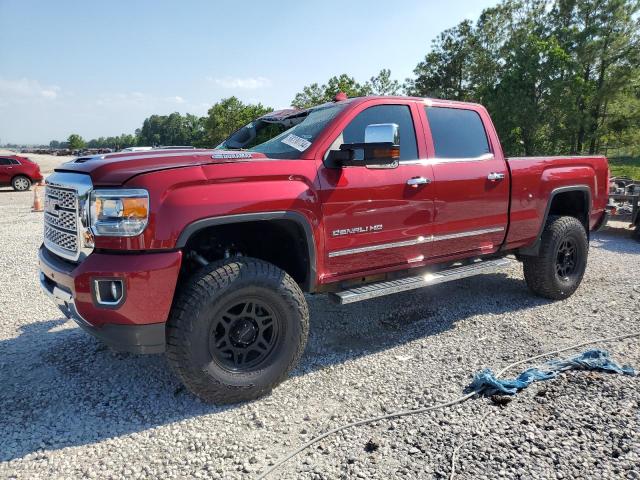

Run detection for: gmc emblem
[[44, 197, 59, 216]]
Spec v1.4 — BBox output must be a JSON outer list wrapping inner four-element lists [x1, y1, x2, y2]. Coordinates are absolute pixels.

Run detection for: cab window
[[425, 107, 490, 158], [327, 105, 418, 162]]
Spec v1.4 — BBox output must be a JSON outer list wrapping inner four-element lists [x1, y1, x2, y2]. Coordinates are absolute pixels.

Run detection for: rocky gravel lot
[[1, 186, 638, 479]]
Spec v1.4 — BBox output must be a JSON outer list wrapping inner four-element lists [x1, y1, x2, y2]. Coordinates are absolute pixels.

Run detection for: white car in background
[[120, 147, 153, 152]]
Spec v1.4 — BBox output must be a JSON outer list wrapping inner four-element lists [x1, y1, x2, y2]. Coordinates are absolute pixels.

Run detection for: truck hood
[[55, 149, 270, 185]]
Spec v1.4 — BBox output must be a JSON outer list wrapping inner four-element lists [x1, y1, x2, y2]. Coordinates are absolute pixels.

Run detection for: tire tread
[[523, 215, 588, 300]]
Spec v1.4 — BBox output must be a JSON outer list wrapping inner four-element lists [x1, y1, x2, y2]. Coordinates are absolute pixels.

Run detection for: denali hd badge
[[212, 152, 253, 159], [332, 224, 383, 237]]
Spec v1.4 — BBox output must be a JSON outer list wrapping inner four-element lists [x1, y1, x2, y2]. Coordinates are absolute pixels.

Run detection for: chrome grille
[[44, 210, 76, 232], [44, 184, 79, 257], [44, 224, 78, 252], [52, 188, 76, 210]]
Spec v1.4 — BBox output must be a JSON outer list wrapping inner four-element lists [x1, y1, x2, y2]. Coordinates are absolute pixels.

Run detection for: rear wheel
[[12, 175, 31, 191], [523, 215, 588, 300], [166, 257, 309, 404]]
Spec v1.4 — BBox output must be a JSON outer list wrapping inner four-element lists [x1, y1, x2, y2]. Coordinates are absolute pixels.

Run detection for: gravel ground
[[0, 186, 638, 480]]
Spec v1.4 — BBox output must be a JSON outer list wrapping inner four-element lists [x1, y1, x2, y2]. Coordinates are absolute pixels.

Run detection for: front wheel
[[166, 257, 309, 404], [523, 215, 588, 300], [12, 175, 31, 191]]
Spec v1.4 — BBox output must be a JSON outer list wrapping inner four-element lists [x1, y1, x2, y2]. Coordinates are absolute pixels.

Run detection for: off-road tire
[[166, 257, 309, 404], [523, 215, 588, 300], [12, 175, 31, 191]]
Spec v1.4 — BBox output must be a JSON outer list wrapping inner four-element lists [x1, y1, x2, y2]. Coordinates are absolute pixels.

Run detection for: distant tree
[[405, 20, 477, 100], [292, 74, 372, 108], [49, 140, 61, 148], [366, 69, 402, 95], [136, 112, 206, 147], [137, 115, 166, 146], [202, 97, 271, 146], [67, 133, 86, 150], [404, 0, 640, 156], [551, 0, 640, 154]]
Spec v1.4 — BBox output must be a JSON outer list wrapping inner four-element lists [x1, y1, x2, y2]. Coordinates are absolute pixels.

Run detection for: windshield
[[217, 103, 347, 159]]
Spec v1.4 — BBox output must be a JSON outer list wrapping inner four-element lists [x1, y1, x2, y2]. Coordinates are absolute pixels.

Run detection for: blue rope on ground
[[468, 349, 636, 396]]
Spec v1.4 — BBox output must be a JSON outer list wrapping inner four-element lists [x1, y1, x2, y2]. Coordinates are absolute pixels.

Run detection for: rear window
[[425, 107, 490, 158]]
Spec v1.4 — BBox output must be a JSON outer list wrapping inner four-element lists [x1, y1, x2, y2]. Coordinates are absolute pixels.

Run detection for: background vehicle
[[38, 95, 609, 404], [119, 146, 153, 152], [0, 154, 43, 191], [154, 145, 196, 150]]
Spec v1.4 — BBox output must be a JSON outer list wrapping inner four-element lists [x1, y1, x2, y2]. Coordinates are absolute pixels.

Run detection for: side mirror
[[326, 123, 400, 168]]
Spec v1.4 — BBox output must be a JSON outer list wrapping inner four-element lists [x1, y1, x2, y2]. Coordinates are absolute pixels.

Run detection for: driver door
[[318, 101, 435, 280]]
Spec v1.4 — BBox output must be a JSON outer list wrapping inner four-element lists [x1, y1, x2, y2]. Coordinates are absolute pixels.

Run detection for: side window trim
[[400, 152, 494, 166]]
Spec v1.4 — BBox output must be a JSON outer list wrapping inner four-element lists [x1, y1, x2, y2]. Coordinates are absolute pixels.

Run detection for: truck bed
[[504, 155, 609, 250]]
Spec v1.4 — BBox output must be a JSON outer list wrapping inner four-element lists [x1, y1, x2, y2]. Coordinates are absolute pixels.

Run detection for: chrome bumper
[[39, 271, 91, 327]]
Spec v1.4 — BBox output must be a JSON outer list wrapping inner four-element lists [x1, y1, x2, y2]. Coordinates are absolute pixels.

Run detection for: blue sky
[[0, 0, 499, 144]]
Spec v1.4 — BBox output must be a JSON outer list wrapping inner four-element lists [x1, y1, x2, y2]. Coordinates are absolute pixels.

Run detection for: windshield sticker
[[212, 152, 253, 159], [281, 134, 312, 152]]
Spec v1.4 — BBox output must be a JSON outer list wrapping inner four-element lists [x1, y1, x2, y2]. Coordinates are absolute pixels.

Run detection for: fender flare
[[175, 211, 317, 291], [518, 185, 591, 256]]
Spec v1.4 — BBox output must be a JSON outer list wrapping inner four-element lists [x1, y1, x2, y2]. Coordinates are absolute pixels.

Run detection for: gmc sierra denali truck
[[39, 95, 609, 404]]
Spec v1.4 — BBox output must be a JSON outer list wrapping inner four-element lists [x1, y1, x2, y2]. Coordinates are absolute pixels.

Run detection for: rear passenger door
[[423, 105, 509, 258]]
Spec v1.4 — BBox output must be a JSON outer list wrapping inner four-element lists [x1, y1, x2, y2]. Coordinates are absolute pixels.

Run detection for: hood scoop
[[73, 155, 106, 163]]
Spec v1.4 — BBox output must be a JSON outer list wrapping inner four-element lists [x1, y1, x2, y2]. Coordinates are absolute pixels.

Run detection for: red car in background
[[0, 155, 43, 191]]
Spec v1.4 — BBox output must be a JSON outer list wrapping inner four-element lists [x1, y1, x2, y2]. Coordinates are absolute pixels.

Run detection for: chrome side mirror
[[326, 123, 400, 168], [364, 123, 399, 145]]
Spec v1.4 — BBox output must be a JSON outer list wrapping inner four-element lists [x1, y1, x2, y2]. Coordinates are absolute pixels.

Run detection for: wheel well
[[179, 219, 313, 291], [516, 188, 590, 257], [547, 190, 589, 231]]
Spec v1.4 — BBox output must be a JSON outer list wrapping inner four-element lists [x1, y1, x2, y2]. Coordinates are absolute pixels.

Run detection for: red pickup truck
[[39, 95, 609, 403]]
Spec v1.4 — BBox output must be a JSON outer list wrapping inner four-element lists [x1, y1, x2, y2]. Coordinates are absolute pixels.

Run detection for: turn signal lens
[[371, 146, 400, 159], [122, 198, 148, 218]]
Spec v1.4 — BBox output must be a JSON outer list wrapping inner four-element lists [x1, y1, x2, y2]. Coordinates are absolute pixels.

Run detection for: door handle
[[487, 172, 505, 181], [407, 176, 431, 187]]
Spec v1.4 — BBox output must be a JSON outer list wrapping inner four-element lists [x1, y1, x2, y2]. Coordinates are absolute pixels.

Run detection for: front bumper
[[38, 246, 182, 354]]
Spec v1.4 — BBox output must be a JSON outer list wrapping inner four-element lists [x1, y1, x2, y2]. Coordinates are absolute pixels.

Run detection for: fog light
[[94, 279, 124, 306]]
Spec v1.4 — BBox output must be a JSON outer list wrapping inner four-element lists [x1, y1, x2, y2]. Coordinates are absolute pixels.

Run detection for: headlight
[[90, 189, 149, 236]]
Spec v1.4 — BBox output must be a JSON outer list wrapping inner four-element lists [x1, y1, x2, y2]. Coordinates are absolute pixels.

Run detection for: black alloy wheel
[[209, 298, 280, 371], [555, 238, 577, 280]]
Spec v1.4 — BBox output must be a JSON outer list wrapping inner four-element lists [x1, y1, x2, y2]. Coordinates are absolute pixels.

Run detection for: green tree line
[[405, 0, 640, 156], [55, 0, 639, 157]]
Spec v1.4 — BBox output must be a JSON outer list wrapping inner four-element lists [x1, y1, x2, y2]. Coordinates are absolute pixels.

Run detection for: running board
[[329, 258, 512, 305]]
